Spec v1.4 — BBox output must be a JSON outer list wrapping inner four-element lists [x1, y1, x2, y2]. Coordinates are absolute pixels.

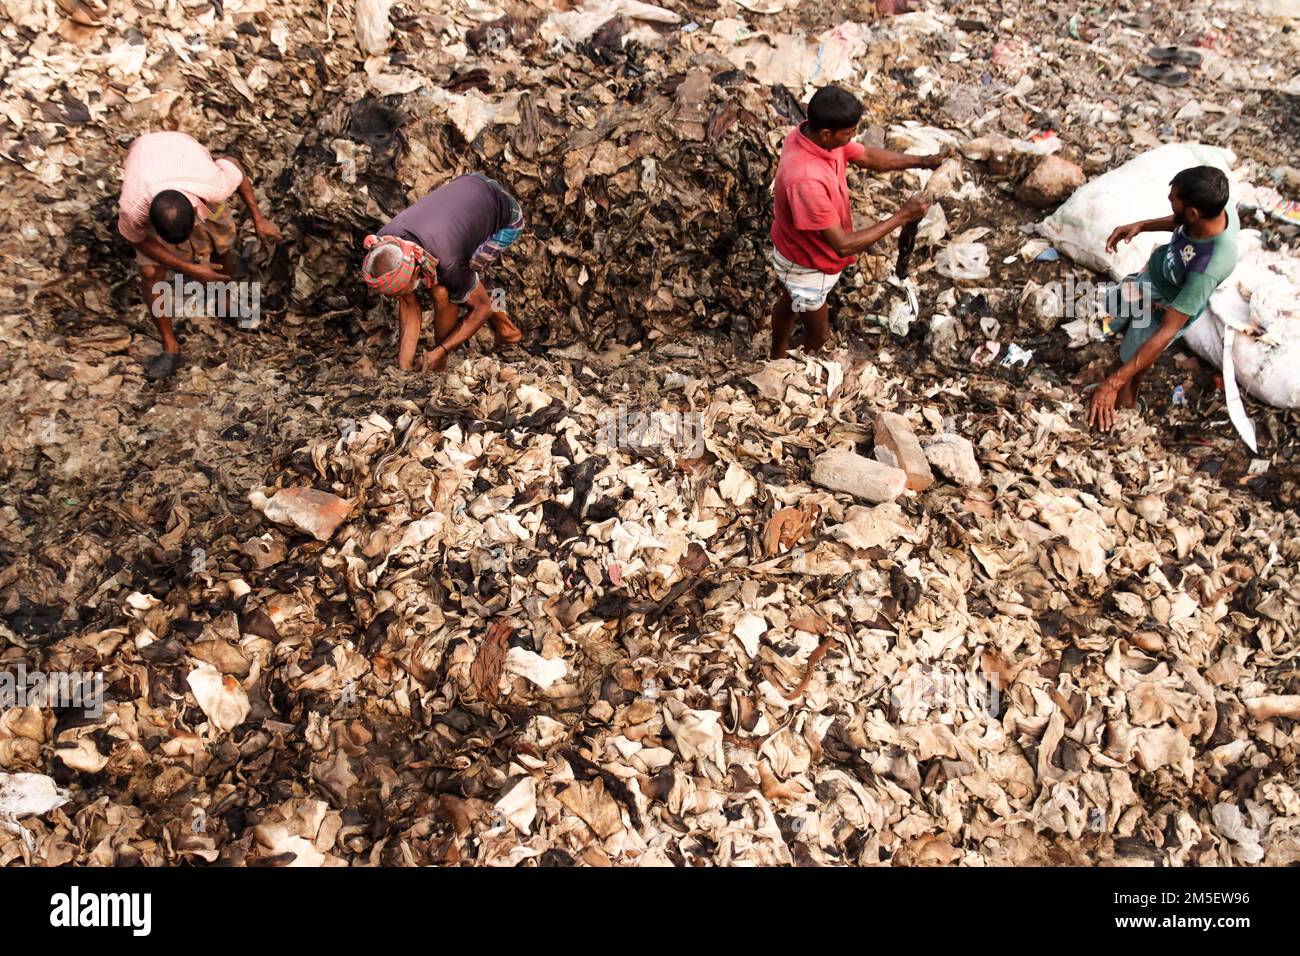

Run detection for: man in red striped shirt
[[118, 132, 283, 380]]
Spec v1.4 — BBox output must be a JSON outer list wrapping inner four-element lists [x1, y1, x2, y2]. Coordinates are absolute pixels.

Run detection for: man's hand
[[899, 193, 932, 223], [1088, 379, 1121, 432], [1106, 221, 1144, 254], [924, 146, 958, 169], [253, 216, 283, 242], [187, 262, 230, 283], [420, 344, 448, 373]]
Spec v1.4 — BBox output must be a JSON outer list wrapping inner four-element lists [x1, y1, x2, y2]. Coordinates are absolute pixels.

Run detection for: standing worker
[[768, 85, 947, 359]]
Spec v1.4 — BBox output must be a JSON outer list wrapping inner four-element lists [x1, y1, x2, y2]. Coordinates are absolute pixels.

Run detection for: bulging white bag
[[1184, 232, 1300, 409], [1036, 143, 1240, 278]]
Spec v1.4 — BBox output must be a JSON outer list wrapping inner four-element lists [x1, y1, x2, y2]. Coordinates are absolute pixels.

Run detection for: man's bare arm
[[426, 284, 494, 362], [396, 292, 422, 370], [1088, 306, 1189, 431], [215, 155, 282, 240], [1111, 307, 1190, 391], [849, 148, 945, 172], [820, 194, 930, 258], [1106, 215, 1177, 252]]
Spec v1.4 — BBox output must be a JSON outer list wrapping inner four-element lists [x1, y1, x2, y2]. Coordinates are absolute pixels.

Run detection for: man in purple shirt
[[362, 173, 524, 371]]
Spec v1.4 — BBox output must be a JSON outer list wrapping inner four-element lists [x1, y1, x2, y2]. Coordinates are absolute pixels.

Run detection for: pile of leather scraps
[[5, 338, 1298, 866]]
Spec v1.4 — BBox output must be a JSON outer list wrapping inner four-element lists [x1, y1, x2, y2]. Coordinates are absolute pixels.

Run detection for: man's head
[[1168, 166, 1229, 228], [361, 235, 438, 297], [806, 85, 864, 150], [150, 190, 195, 244]]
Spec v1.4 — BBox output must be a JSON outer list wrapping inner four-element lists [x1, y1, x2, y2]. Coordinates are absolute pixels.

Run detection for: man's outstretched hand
[[924, 146, 959, 168], [253, 215, 283, 242], [1106, 222, 1143, 253], [1088, 379, 1120, 432], [187, 262, 230, 283], [899, 193, 933, 223]]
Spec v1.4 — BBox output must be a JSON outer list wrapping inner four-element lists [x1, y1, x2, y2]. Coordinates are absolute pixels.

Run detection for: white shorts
[[772, 247, 841, 313]]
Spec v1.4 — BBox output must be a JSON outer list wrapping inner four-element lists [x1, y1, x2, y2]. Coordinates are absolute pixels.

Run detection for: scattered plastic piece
[[1253, 186, 1300, 225], [1002, 343, 1034, 368], [1172, 384, 1188, 406]]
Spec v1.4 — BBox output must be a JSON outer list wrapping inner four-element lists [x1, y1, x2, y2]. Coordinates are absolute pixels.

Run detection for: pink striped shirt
[[117, 132, 244, 244]]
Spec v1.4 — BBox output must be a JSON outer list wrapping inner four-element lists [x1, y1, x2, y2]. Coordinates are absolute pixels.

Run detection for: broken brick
[[874, 412, 934, 492], [811, 449, 908, 503], [921, 433, 982, 487]]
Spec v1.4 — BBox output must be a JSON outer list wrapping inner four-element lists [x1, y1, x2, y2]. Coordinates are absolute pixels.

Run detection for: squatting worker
[[1089, 165, 1240, 431], [768, 85, 949, 359], [361, 173, 524, 372], [118, 131, 282, 381]]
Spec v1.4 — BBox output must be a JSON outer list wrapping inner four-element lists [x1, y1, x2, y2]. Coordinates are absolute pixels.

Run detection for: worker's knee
[[430, 284, 451, 306]]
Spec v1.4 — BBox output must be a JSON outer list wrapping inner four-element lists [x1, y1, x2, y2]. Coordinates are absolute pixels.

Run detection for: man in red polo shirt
[[769, 85, 943, 359]]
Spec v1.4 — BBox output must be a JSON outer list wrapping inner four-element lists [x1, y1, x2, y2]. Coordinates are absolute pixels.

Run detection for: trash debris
[[811, 449, 908, 503], [1252, 185, 1300, 225], [970, 340, 1002, 366], [874, 411, 935, 491], [920, 433, 981, 487], [249, 487, 357, 542], [0, 773, 71, 817], [1002, 343, 1034, 367], [935, 243, 991, 281]]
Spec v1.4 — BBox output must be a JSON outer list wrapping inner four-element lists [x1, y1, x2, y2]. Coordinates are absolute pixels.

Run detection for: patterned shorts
[[772, 246, 841, 313], [467, 174, 526, 278]]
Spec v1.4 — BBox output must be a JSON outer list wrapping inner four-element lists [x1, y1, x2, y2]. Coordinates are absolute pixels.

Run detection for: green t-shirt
[[1145, 204, 1240, 322]]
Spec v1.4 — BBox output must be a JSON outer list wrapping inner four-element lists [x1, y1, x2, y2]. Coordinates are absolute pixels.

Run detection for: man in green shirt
[[1089, 165, 1239, 431]]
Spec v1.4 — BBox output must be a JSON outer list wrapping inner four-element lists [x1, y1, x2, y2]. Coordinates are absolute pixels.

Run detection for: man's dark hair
[[150, 190, 195, 244], [1170, 166, 1230, 218], [807, 85, 864, 132]]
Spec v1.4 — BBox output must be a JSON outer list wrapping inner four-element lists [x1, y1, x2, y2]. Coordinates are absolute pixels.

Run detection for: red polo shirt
[[771, 124, 865, 274]]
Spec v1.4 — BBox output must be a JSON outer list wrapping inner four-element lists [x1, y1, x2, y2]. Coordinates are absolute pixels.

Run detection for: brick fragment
[[874, 411, 934, 492], [812, 449, 908, 503]]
